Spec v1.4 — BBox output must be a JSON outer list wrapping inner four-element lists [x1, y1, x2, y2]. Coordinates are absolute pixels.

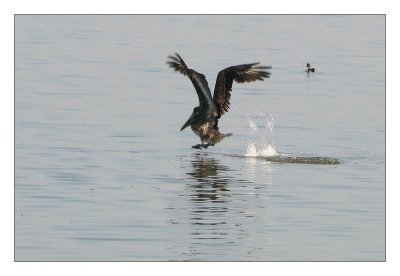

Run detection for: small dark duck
[[306, 63, 315, 73], [167, 53, 271, 149]]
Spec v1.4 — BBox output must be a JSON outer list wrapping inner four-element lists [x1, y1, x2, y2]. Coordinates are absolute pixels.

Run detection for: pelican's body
[[186, 112, 229, 147], [167, 53, 271, 149]]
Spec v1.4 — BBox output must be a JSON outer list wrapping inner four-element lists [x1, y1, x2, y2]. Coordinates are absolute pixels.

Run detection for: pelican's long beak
[[180, 110, 196, 131]]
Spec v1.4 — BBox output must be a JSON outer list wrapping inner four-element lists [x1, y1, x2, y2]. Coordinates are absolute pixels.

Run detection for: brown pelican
[[167, 53, 271, 149], [306, 63, 315, 72]]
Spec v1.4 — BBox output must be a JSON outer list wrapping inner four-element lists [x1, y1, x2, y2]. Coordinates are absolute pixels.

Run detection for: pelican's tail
[[212, 132, 233, 145]]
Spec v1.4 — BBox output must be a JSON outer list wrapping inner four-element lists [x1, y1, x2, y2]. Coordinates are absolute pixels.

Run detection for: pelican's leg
[[192, 144, 202, 149]]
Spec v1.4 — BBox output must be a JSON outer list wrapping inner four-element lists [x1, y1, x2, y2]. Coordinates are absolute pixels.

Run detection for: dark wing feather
[[166, 53, 191, 76], [167, 53, 216, 112], [213, 63, 271, 117]]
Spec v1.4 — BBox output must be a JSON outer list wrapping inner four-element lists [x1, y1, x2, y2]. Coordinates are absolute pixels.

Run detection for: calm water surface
[[15, 15, 385, 261]]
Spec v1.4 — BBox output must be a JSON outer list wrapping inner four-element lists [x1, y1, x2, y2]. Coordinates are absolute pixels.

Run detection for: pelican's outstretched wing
[[167, 53, 216, 112], [213, 63, 271, 117]]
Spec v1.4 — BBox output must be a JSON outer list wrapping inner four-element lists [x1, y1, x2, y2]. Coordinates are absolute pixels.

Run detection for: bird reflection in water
[[187, 153, 232, 203], [166, 154, 264, 259], [185, 153, 234, 248]]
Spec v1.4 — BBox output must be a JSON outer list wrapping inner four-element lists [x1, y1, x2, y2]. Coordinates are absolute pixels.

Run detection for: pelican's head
[[180, 107, 199, 131]]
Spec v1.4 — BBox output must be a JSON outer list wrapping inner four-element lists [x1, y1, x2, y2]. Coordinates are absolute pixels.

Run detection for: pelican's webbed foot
[[192, 143, 213, 150]]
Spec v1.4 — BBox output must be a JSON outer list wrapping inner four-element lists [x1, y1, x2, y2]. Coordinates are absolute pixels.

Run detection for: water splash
[[246, 142, 277, 157], [216, 109, 341, 164], [244, 111, 278, 157]]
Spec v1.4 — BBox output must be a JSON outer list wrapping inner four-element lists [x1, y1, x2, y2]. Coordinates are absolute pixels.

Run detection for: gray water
[[15, 15, 385, 261]]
